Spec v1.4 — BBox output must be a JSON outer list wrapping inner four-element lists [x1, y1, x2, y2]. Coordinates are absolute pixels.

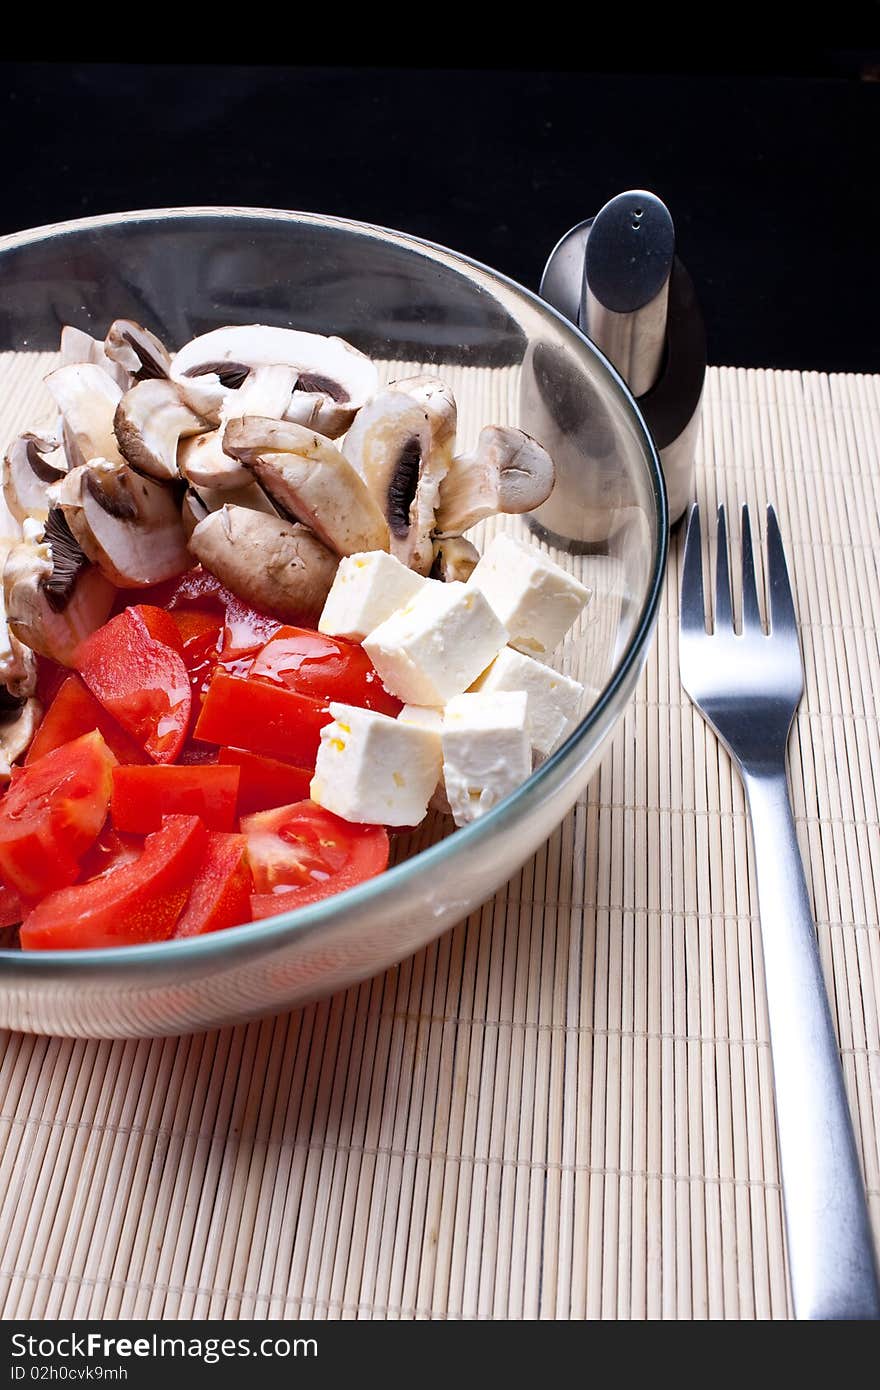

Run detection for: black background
[[1, 55, 877, 372]]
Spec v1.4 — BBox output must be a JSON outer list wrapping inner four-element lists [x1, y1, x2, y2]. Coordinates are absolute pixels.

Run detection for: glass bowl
[[0, 208, 667, 1037]]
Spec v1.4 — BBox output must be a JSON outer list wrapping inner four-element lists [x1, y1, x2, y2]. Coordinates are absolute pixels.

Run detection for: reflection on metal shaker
[[532, 190, 706, 539]]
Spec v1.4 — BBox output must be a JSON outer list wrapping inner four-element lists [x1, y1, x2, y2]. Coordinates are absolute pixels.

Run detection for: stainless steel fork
[[679, 503, 880, 1320]]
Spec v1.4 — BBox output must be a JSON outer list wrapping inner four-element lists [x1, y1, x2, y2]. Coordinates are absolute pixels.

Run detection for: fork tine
[[766, 505, 797, 633], [714, 505, 733, 630], [740, 505, 763, 632], [679, 504, 706, 634]]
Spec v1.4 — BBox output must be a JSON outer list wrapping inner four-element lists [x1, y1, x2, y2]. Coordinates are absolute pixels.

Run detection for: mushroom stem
[[434, 426, 556, 535]]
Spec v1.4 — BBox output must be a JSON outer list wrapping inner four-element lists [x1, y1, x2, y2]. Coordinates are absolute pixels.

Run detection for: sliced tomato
[[173, 831, 252, 938], [77, 826, 144, 882], [75, 605, 191, 764], [194, 672, 331, 767], [0, 730, 116, 897], [242, 800, 389, 917], [250, 626, 402, 716], [26, 674, 150, 766], [221, 596, 283, 660], [0, 883, 22, 929], [111, 764, 240, 833], [19, 814, 208, 951], [218, 747, 313, 816], [35, 655, 67, 709], [178, 743, 220, 766]]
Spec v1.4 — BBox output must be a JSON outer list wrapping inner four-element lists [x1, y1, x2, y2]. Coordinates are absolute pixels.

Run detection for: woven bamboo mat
[[0, 365, 877, 1320]]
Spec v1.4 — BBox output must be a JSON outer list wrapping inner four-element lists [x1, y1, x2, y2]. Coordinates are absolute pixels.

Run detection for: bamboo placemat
[[0, 365, 878, 1320]]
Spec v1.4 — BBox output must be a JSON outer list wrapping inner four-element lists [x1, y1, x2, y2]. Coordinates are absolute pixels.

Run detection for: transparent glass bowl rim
[[0, 205, 669, 971]]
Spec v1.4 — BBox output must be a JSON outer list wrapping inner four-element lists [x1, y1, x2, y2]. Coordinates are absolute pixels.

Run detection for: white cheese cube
[[441, 690, 530, 826], [467, 533, 591, 656], [469, 647, 585, 756], [397, 704, 451, 814], [363, 580, 508, 706], [319, 550, 427, 642], [310, 702, 441, 826]]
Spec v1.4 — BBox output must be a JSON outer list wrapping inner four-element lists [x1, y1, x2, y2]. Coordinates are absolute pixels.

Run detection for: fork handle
[[744, 767, 880, 1319]]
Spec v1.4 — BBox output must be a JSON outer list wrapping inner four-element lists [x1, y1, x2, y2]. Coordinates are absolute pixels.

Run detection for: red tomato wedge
[[111, 764, 239, 833], [75, 605, 191, 764], [194, 673, 331, 767], [243, 801, 389, 917], [0, 883, 22, 929], [173, 832, 252, 938], [26, 674, 150, 766], [250, 626, 402, 716], [221, 596, 283, 659], [218, 747, 313, 816], [20, 814, 209, 951], [0, 731, 116, 897], [77, 826, 144, 882]]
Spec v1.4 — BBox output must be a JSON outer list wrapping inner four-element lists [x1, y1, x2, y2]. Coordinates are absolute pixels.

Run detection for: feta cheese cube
[[468, 533, 591, 656], [441, 690, 530, 826], [363, 580, 508, 706], [397, 704, 451, 814], [319, 550, 427, 642], [470, 647, 585, 756], [310, 701, 441, 826]]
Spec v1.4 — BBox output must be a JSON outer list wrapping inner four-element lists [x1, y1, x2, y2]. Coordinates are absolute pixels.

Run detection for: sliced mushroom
[[51, 459, 190, 587], [0, 698, 41, 781], [0, 537, 38, 698], [104, 318, 174, 381], [3, 431, 66, 524], [178, 431, 252, 491], [171, 325, 378, 438], [60, 325, 130, 390], [188, 506, 338, 625], [177, 364, 298, 489], [114, 378, 209, 481], [342, 388, 448, 574], [44, 362, 126, 470], [434, 426, 556, 535], [181, 481, 277, 539], [431, 535, 480, 583], [4, 518, 115, 666], [392, 376, 457, 462], [224, 417, 389, 557]]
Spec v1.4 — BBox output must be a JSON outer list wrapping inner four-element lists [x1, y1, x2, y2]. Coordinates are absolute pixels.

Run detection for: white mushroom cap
[[188, 505, 338, 625], [50, 459, 190, 588], [44, 363, 126, 470], [114, 378, 209, 482], [435, 426, 556, 535], [171, 325, 378, 438], [3, 519, 116, 666], [342, 388, 448, 574], [60, 326, 130, 391], [3, 431, 67, 525], [224, 416, 390, 558], [0, 697, 42, 782]]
